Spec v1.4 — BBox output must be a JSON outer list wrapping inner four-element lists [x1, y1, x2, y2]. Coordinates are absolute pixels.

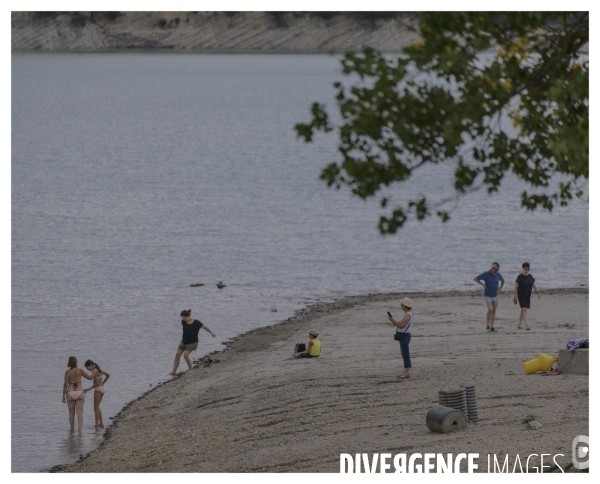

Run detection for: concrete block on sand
[[559, 348, 588, 374]]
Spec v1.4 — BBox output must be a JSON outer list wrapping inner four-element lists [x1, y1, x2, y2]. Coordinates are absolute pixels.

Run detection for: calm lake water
[[11, 52, 588, 472]]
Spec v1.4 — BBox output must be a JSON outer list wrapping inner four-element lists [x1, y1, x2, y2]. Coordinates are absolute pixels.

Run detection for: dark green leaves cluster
[[295, 12, 588, 233]]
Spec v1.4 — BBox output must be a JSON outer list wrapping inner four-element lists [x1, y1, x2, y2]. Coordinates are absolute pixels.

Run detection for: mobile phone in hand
[[387, 311, 393, 318]]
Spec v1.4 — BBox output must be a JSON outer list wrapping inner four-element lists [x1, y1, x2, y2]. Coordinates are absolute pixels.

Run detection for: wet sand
[[52, 289, 589, 473]]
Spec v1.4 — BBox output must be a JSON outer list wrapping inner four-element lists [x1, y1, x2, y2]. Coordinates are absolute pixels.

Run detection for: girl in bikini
[[84, 360, 111, 428], [62, 356, 93, 432]]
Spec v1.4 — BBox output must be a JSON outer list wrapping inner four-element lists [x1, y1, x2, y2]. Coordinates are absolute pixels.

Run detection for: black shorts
[[517, 293, 531, 309]]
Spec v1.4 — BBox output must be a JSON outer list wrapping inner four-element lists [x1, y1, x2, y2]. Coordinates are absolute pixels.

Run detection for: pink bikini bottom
[[67, 391, 84, 401]]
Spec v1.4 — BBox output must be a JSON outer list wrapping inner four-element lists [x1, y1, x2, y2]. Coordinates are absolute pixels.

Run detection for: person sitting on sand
[[170, 309, 216, 375], [293, 329, 321, 358]]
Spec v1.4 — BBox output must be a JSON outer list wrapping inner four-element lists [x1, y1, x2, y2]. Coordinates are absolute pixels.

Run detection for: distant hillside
[[11, 11, 421, 52]]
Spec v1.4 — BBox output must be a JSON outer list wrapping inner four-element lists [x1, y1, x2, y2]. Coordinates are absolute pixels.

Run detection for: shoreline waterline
[[49, 287, 588, 473]]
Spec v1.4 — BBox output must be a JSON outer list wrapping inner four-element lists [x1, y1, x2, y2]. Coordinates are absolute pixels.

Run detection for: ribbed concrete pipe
[[426, 405, 467, 433]]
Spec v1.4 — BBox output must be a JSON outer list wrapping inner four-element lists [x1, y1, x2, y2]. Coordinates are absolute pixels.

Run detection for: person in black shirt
[[512, 262, 541, 330], [170, 309, 216, 375]]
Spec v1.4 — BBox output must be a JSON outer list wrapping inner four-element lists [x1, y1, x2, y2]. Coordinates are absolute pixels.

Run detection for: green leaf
[[296, 12, 588, 234]]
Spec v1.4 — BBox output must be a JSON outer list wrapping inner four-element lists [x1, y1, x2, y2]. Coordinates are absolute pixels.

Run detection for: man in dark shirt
[[473, 262, 505, 332], [170, 309, 216, 375]]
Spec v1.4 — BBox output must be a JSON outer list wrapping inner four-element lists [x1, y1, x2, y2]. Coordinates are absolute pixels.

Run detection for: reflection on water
[[62, 433, 84, 456], [55, 427, 106, 467]]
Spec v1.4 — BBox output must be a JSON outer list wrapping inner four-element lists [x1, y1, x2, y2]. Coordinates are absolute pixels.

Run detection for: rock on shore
[[11, 11, 421, 52]]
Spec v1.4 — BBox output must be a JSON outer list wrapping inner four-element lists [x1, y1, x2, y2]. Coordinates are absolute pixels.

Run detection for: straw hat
[[400, 297, 413, 309]]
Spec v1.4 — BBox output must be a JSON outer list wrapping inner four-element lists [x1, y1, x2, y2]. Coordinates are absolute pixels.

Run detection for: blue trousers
[[398, 333, 412, 368]]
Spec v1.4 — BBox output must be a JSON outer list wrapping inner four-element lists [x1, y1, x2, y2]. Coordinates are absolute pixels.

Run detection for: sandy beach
[[53, 288, 588, 473]]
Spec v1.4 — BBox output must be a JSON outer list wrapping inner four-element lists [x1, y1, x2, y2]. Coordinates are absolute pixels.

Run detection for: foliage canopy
[[296, 12, 589, 233]]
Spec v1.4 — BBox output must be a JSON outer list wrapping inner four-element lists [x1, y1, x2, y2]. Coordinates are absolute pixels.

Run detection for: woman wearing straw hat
[[388, 297, 414, 379]]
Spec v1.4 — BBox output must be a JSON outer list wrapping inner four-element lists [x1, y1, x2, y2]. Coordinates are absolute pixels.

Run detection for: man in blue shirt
[[473, 262, 505, 332]]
